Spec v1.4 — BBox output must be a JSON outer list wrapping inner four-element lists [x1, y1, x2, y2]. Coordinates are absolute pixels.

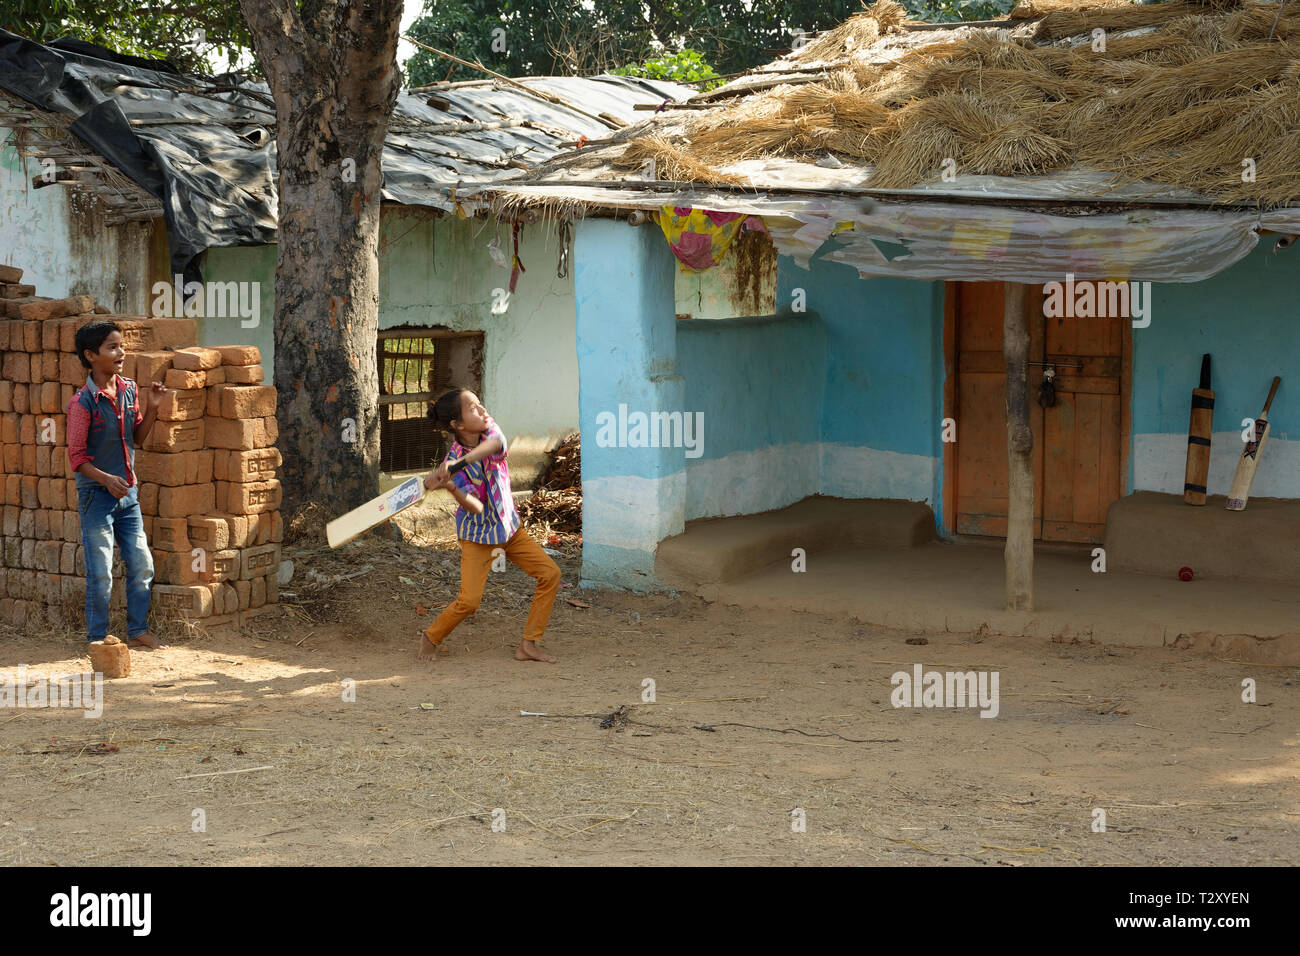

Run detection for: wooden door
[[950, 282, 1125, 544]]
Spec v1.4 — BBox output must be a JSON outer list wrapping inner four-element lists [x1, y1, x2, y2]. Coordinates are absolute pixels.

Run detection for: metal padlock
[[1038, 366, 1057, 408]]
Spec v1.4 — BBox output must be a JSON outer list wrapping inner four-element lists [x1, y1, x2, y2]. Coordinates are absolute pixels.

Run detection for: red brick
[[216, 345, 260, 366], [255, 511, 274, 545], [151, 582, 212, 617], [206, 549, 241, 583], [1, 282, 35, 297], [164, 369, 208, 390], [240, 543, 280, 581], [34, 508, 49, 540], [121, 354, 136, 381], [12, 383, 29, 414], [171, 346, 222, 371], [203, 416, 257, 450], [40, 383, 60, 415], [134, 450, 189, 486], [157, 482, 215, 518], [37, 540, 61, 573], [225, 514, 251, 548], [2, 351, 29, 382], [259, 416, 278, 448], [22, 444, 37, 475], [0, 265, 22, 283], [0, 416, 16, 445], [214, 447, 282, 482], [20, 476, 39, 509], [151, 517, 191, 552], [143, 418, 204, 452], [60, 353, 84, 386], [17, 294, 93, 322], [23, 321, 41, 351], [114, 320, 158, 352], [185, 448, 214, 484], [133, 351, 173, 384], [63, 510, 79, 541], [4, 297, 45, 320], [219, 479, 281, 515], [42, 318, 59, 351], [151, 550, 203, 586], [61, 542, 76, 575], [234, 579, 251, 609], [19, 415, 34, 444], [0, 381, 10, 414], [187, 515, 230, 552], [149, 318, 197, 350], [265, 570, 279, 604], [250, 575, 266, 608], [139, 483, 158, 516], [156, 388, 205, 422], [222, 364, 265, 385], [4, 475, 20, 506], [217, 384, 276, 419]]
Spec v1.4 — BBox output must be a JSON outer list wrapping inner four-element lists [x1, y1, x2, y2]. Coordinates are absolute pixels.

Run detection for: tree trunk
[[1003, 282, 1034, 610], [238, 0, 404, 518]]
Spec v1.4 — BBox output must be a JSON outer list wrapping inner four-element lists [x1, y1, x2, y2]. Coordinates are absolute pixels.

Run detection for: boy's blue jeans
[[77, 483, 154, 642]]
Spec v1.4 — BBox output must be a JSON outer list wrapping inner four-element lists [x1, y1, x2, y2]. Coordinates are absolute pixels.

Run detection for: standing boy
[[66, 321, 168, 649]]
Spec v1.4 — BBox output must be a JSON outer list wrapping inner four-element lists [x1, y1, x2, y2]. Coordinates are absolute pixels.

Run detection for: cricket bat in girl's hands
[[326, 460, 471, 548]]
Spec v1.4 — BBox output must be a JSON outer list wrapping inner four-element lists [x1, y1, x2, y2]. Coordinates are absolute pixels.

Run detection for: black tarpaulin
[[0, 28, 687, 280]]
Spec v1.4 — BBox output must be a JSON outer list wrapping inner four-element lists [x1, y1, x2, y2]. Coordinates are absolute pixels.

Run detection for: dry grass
[[614, 0, 1300, 205]]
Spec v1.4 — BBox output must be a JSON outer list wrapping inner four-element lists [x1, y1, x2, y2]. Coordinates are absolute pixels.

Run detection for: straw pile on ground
[[518, 433, 582, 536], [620, 0, 1300, 206]]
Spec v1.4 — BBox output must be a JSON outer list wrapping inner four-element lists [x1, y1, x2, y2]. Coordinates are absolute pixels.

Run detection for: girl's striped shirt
[[447, 415, 520, 545]]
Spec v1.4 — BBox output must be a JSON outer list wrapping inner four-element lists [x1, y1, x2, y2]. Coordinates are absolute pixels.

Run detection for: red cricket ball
[[1178, 566, 1194, 582]]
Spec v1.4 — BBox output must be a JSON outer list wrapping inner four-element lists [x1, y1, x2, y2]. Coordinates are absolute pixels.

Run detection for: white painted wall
[[0, 142, 154, 311]]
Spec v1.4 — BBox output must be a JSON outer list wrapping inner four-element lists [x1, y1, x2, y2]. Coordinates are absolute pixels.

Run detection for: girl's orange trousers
[[424, 526, 562, 645]]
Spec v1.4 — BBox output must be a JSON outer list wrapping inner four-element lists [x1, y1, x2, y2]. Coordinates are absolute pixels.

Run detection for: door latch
[[1038, 366, 1057, 408]]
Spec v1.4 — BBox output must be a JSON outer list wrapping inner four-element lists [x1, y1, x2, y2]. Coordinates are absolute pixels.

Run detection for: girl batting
[[418, 387, 561, 663]]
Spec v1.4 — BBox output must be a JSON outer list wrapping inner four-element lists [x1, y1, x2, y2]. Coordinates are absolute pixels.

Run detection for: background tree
[[404, 0, 1020, 86], [236, 0, 405, 517], [3, 1, 252, 73]]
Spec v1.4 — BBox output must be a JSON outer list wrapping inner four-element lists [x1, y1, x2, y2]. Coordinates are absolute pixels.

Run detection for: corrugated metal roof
[[0, 27, 692, 274]]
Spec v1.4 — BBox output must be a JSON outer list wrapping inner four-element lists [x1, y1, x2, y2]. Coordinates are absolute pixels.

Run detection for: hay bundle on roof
[[1033, 1, 1197, 40], [612, 1, 1300, 205], [1009, 0, 1129, 19], [615, 136, 748, 185]]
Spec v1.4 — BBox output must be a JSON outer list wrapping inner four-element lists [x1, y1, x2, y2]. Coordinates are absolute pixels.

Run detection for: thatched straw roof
[[508, 0, 1300, 210]]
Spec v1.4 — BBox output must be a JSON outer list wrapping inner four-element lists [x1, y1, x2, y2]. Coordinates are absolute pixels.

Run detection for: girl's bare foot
[[128, 633, 167, 650], [417, 632, 441, 662], [515, 639, 556, 663]]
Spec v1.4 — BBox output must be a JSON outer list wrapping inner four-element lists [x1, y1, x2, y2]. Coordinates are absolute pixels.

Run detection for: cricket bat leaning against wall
[[1226, 376, 1282, 512], [1183, 353, 1214, 505]]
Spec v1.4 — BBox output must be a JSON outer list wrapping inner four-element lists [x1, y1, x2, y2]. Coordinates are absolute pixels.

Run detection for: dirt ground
[[2, 525, 1297, 866]]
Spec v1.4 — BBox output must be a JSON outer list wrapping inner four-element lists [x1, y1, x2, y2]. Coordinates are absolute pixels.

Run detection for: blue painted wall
[[1131, 241, 1300, 498], [677, 314, 826, 459], [777, 245, 948, 526]]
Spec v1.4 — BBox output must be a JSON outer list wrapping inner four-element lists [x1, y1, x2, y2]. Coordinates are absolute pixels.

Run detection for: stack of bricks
[[0, 263, 283, 632]]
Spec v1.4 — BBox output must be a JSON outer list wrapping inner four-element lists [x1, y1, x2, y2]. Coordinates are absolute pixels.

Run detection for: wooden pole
[[1003, 282, 1034, 610]]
